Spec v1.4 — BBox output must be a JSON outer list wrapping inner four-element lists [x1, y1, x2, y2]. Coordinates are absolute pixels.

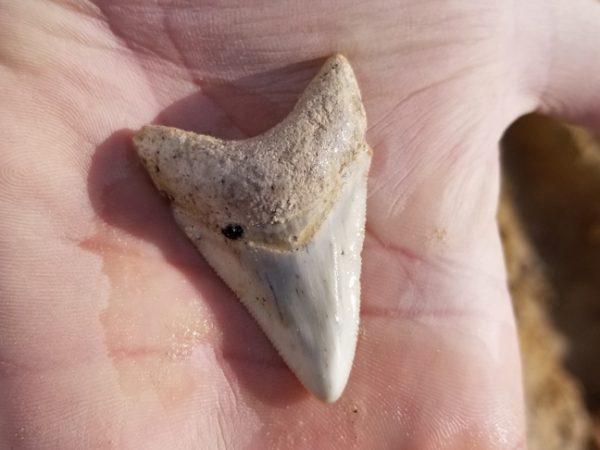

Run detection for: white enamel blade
[[175, 151, 369, 402], [133, 54, 372, 402]]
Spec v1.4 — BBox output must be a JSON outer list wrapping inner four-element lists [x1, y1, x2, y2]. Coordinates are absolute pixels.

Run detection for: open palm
[[2, 1, 599, 449]]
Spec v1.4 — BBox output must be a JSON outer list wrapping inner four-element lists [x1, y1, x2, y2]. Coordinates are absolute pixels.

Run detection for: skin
[[0, 1, 599, 448]]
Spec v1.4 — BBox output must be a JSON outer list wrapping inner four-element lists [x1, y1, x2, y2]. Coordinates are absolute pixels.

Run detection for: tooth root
[[133, 54, 372, 402]]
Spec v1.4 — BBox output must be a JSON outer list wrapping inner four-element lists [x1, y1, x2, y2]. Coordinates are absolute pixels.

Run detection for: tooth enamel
[[133, 54, 372, 402]]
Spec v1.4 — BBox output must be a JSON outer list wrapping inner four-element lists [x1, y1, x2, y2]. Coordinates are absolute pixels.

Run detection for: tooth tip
[[304, 364, 351, 403], [287, 333, 356, 403], [312, 386, 344, 404]]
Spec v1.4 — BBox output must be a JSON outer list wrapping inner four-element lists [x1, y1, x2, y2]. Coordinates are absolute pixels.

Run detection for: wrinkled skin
[[1, 1, 599, 449]]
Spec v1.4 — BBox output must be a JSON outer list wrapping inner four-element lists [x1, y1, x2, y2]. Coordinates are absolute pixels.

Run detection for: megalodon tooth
[[133, 54, 372, 402]]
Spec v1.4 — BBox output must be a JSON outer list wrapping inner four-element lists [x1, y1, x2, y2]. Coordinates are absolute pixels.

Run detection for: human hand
[[1, 1, 599, 448]]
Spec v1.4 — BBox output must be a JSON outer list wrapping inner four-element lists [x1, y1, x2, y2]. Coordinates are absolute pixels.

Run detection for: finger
[[519, 0, 600, 131]]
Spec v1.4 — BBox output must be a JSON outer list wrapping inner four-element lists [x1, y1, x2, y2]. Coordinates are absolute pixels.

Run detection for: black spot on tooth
[[222, 224, 244, 240]]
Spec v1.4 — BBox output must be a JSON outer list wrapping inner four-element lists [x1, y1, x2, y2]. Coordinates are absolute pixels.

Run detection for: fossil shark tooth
[[133, 54, 372, 402]]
